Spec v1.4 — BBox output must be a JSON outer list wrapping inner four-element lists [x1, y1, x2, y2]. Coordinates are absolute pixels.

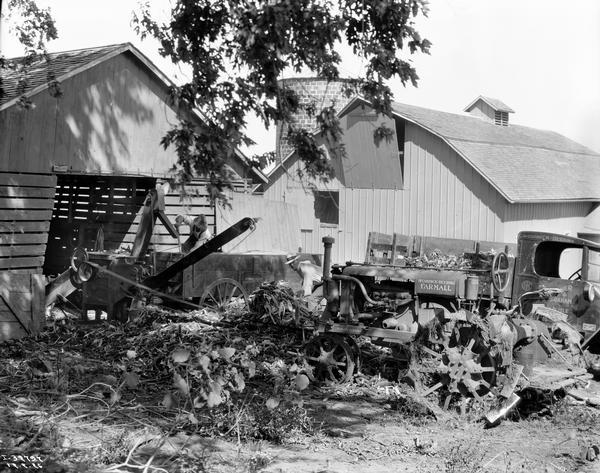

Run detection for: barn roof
[[1, 44, 148, 108], [0, 43, 267, 183], [339, 97, 600, 203]]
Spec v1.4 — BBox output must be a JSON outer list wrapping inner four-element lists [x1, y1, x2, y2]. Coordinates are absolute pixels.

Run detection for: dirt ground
[[6, 379, 596, 473], [2, 307, 600, 473]]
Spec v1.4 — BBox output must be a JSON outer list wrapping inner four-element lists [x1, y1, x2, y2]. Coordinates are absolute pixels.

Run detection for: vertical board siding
[[1, 53, 189, 175], [503, 202, 592, 242], [216, 192, 301, 253]]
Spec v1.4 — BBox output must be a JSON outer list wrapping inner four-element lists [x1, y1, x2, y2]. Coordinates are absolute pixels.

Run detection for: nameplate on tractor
[[415, 278, 457, 296]]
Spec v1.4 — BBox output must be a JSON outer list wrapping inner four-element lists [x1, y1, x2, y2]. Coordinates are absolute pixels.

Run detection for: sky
[[1, 0, 599, 155]]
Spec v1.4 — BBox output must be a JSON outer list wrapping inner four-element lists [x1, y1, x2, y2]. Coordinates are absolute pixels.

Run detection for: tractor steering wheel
[[568, 268, 582, 281], [491, 251, 510, 292]]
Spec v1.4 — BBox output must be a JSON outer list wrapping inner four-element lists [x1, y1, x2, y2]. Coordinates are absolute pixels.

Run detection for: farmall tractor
[[305, 232, 600, 405]]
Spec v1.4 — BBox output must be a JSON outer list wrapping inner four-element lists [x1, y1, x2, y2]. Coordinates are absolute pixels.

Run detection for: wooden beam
[[0, 173, 56, 187], [0, 187, 56, 198], [0, 234, 48, 244], [0, 209, 53, 221], [0, 221, 51, 233], [0, 294, 31, 335], [0, 245, 47, 257], [0, 198, 55, 209], [0, 256, 44, 269]]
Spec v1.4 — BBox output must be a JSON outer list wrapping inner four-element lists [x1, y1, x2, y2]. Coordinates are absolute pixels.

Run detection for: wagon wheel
[[492, 251, 510, 292], [305, 334, 355, 384], [200, 278, 248, 313]]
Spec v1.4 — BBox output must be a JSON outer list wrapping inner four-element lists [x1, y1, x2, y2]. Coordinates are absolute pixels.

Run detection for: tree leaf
[[217, 347, 236, 361], [124, 372, 139, 389], [199, 355, 211, 373], [109, 390, 121, 405], [172, 347, 190, 363], [234, 371, 246, 392], [247, 361, 256, 378], [266, 397, 280, 410], [207, 390, 222, 408], [162, 392, 174, 409], [295, 374, 310, 391], [173, 373, 189, 395]]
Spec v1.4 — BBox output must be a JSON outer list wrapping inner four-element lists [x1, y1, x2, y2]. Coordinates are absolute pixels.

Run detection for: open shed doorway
[[43, 174, 157, 276]]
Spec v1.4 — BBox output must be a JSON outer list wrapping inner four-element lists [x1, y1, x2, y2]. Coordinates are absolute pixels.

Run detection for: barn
[[0, 43, 267, 339], [261, 78, 600, 263]]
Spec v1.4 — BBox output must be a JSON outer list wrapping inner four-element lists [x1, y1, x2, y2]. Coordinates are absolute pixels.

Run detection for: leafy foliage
[[133, 0, 431, 201], [0, 0, 60, 107]]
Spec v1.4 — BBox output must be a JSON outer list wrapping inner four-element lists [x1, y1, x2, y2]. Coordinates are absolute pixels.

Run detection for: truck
[[305, 231, 600, 404]]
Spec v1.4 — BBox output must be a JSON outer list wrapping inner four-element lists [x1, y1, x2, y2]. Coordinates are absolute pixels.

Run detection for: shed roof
[[339, 97, 600, 203], [1, 43, 267, 183]]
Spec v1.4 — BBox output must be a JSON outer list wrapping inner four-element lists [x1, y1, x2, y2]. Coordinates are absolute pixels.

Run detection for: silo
[[275, 77, 355, 160]]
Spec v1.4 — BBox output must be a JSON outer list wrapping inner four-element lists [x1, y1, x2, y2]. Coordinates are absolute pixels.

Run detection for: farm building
[[0, 43, 271, 339], [261, 78, 600, 263]]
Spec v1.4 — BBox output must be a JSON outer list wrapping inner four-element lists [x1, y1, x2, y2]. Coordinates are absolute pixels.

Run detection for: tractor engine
[[324, 263, 488, 334]]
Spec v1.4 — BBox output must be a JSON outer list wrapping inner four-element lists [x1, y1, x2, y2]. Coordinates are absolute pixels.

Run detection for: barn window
[[314, 191, 339, 225], [494, 111, 509, 126]]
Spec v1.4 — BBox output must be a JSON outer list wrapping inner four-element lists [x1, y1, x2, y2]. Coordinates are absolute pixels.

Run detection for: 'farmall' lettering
[[415, 279, 457, 296]]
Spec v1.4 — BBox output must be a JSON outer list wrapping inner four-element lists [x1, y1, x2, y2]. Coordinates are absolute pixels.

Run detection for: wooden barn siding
[[0, 52, 181, 175], [216, 192, 301, 253], [404, 122, 504, 242], [503, 202, 592, 243], [0, 172, 56, 340], [468, 100, 494, 122], [264, 122, 507, 263]]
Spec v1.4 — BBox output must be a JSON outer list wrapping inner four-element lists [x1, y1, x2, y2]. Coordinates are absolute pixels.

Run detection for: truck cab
[[513, 232, 600, 352]]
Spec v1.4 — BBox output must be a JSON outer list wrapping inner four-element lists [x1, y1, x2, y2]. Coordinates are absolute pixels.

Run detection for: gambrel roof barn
[[260, 78, 600, 263]]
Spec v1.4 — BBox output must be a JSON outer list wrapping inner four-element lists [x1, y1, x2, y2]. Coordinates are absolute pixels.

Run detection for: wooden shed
[[0, 43, 266, 339], [260, 85, 600, 264]]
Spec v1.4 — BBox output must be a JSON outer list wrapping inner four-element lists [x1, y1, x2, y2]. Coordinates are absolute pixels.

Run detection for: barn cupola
[[463, 96, 514, 126]]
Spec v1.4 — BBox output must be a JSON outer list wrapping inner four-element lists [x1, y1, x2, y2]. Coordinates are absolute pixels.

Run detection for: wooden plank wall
[[0, 172, 56, 270], [0, 172, 56, 339], [154, 181, 216, 252]]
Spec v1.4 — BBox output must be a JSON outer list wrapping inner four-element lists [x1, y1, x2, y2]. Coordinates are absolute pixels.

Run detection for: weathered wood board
[[0, 172, 56, 339]]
